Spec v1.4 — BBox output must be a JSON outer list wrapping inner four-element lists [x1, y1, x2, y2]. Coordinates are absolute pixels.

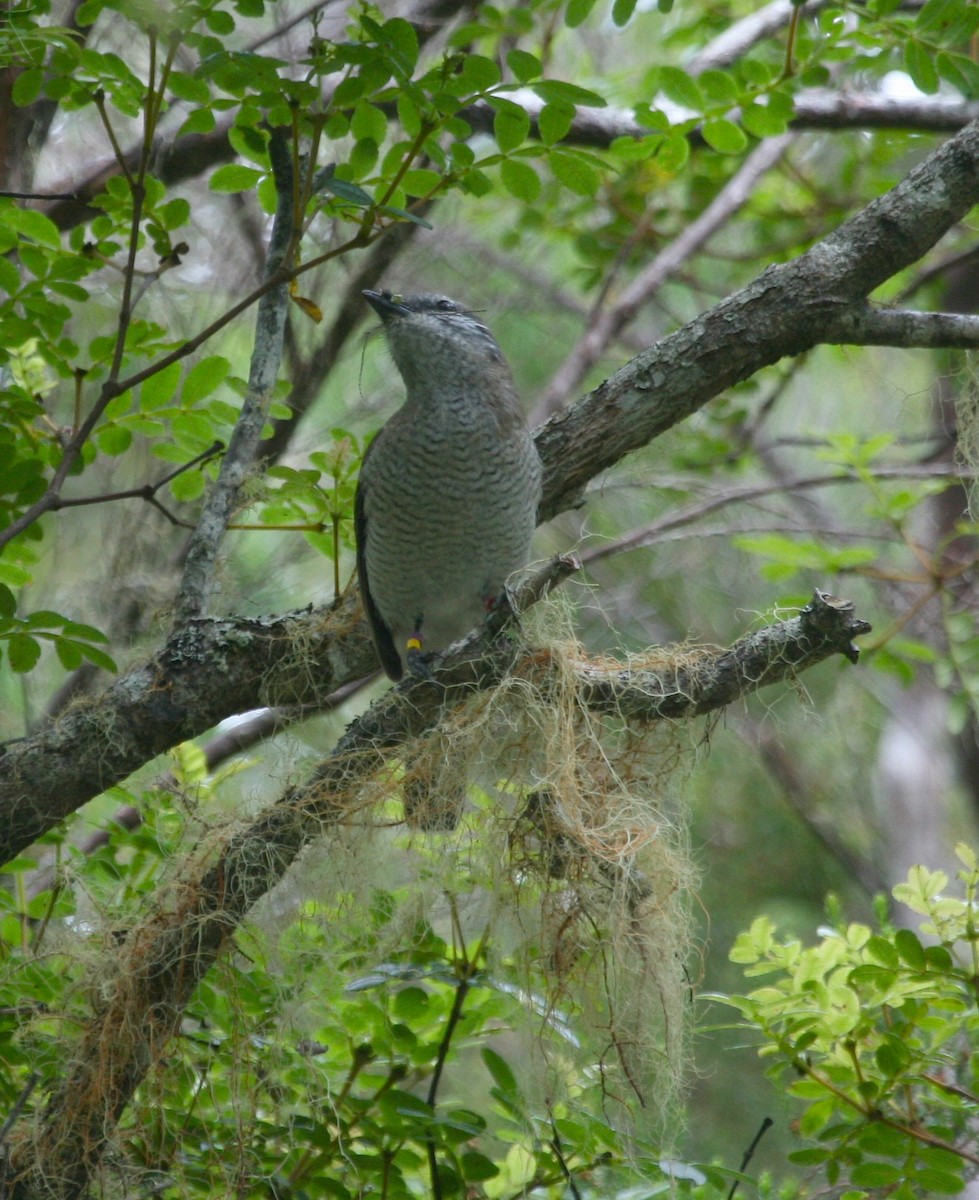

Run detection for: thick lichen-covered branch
[[2, 120, 976, 865], [7, 578, 866, 1200]]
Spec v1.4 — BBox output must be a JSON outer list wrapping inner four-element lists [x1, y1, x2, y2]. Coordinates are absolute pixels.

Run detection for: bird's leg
[[405, 621, 436, 680]]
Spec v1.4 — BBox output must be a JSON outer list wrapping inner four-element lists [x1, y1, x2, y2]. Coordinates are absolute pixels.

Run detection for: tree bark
[[2, 119, 979, 868], [4, 585, 868, 1200]]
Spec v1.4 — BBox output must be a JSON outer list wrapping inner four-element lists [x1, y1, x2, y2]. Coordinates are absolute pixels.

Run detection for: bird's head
[[364, 289, 509, 394]]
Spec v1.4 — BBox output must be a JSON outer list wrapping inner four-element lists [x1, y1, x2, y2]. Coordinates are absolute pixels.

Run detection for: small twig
[[549, 1128, 584, 1200], [423, 908, 487, 1200], [0, 1072, 40, 1149], [581, 462, 976, 567], [534, 133, 795, 418], [0, 190, 80, 200], [727, 1116, 773, 1200], [46, 440, 224, 525], [173, 128, 296, 624], [778, 2, 802, 80]]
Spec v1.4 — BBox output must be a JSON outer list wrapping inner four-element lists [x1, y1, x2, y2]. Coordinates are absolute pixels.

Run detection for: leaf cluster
[[710, 845, 979, 1198]]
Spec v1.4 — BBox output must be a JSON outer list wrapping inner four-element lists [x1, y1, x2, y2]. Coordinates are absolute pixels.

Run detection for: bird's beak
[[363, 289, 410, 319]]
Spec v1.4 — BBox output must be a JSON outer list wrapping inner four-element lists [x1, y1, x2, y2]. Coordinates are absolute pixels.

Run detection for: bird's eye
[[435, 298, 456, 311]]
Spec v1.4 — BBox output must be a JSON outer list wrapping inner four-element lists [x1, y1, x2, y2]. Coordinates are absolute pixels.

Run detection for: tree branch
[[534, 117, 979, 520], [8, 586, 866, 1200], [43, 89, 979, 238], [2, 120, 978, 868], [582, 462, 977, 566], [173, 129, 295, 623], [534, 133, 797, 419], [574, 592, 869, 721], [825, 305, 979, 349]]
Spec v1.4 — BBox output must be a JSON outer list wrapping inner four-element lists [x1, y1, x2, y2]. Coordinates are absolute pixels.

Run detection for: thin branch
[[173, 129, 295, 624], [687, 0, 829, 74], [825, 305, 979, 349], [535, 118, 979, 522], [44, 440, 223, 526], [534, 133, 796, 418], [574, 591, 870, 719], [895, 244, 979, 302], [0, 1073, 39, 1149], [739, 718, 889, 897], [2, 123, 979, 862], [726, 1116, 774, 1200], [549, 1129, 584, 1200], [0, 190, 79, 200], [12, 586, 867, 1200], [461, 90, 979, 155], [581, 463, 975, 566]]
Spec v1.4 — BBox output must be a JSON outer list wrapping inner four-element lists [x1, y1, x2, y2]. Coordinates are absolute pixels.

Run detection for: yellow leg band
[[406, 637, 422, 652]]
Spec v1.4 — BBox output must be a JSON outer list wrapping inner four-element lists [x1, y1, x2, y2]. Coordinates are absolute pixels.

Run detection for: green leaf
[[564, 0, 599, 27], [204, 8, 235, 34], [458, 54, 501, 94], [167, 70, 210, 104], [460, 1150, 499, 1182], [176, 108, 217, 137], [78, 641, 117, 672], [157, 197, 191, 231], [392, 987, 429, 1020], [612, 0, 638, 24], [169, 469, 205, 503], [7, 631, 41, 672], [874, 1040, 909, 1076], [532, 79, 606, 108], [8, 207, 61, 248], [741, 100, 789, 138], [12, 67, 44, 107], [658, 130, 690, 171], [377, 204, 433, 228], [698, 68, 739, 107], [61, 620, 108, 642], [321, 174, 374, 207], [894, 927, 926, 970], [905, 39, 939, 94], [500, 158, 540, 202], [0, 583, 17, 617], [381, 16, 419, 76], [96, 424, 132, 455], [351, 102, 387, 144], [506, 50, 541, 83], [209, 164, 264, 193], [0, 256, 21, 295], [481, 1047, 519, 1095], [702, 117, 748, 154], [141, 362, 182, 410], [659, 66, 703, 111], [850, 1163, 902, 1188], [549, 148, 601, 196], [494, 104, 530, 154], [864, 935, 899, 969], [55, 638, 83, 670], [538, 102, 573, 145], [937, 51, 979, 99], [183, 356, 230, 404], [911, 1168, 966, 1194], [400, 168, 441, 197]]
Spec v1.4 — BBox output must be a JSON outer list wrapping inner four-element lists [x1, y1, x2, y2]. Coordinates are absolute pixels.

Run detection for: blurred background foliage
[[2, 0, 979, 1195]]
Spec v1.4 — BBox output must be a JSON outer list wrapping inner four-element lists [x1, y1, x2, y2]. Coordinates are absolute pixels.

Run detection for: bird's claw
[[406, 645, 437, 681]]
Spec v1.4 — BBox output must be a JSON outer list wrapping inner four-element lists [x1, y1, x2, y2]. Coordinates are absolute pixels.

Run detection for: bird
[[355, 289, 542, 683]]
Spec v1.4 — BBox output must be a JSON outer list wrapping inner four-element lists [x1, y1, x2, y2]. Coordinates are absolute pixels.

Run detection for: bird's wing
[[354, 437, 404, 681]]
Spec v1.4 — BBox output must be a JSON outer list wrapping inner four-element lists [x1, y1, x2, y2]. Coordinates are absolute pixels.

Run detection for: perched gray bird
[[355, 290, 542, 682]]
